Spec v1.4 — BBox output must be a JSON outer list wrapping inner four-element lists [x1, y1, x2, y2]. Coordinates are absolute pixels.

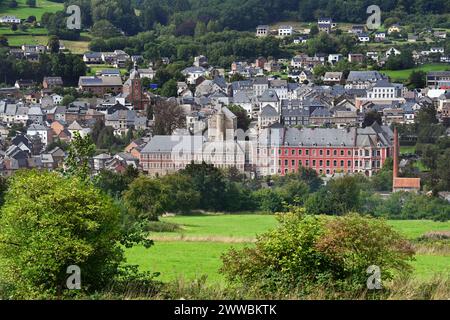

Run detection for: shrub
[[0, 170, 124, 299], [221, 209, 414, 297]]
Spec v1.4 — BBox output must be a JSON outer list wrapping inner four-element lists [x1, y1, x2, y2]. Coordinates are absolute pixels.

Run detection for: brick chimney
[[393, 127, 399, 179]]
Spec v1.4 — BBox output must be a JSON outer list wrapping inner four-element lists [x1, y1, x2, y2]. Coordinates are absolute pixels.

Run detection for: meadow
[[382, 63, 450, 82], [125, 214, 450, 283], [0, 0, 63, 20]]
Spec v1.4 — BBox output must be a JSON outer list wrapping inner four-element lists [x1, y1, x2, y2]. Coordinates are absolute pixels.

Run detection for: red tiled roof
[[393, 177, 421, 189]]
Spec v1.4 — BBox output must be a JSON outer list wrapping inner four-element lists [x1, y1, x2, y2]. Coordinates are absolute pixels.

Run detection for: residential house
[[323, 72, 343, 85], [256, 25, 269, 37], [259, 105, 279, 128], [42, 77, 63, 89], [388, 24, 401, 34], [83, 52, 102, 63], [374, 32, 386, 42], [328, 54, 343, 65], [181, 66, 207, 85], [348, 53, 365, 63], [27, 124, 53, 146], [358, 33, 370, 42], [0, 16, 21, 24], [78, 76, 123, 95], [278, 25, 293, 37]]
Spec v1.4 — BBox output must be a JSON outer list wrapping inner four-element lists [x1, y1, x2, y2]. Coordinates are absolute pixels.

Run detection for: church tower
[[124, 62, 150, 111]]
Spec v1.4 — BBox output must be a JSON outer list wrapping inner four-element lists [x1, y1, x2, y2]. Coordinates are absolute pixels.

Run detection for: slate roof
[[261, 105, 278, 117], [347, 71, 385, 82], [141, 135, 204, 153], [259, 89, 279, 102]]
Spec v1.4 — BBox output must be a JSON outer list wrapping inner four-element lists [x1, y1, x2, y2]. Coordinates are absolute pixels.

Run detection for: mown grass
[[0, 0, 63, 20], [125, 241, 246, 283], [124, 214, 450, 284], [400, 145, 416, 155], [382, 63, 450, 82]]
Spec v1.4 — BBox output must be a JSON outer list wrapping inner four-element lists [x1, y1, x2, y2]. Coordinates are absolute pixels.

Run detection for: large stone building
[[140, 107, 245, 176]]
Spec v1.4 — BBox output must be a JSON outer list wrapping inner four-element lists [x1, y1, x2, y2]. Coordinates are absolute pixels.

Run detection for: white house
[[358, 33, 370, 42], [386, 47, 401, 58], [367, 80, 398, 99], [27, 124, 52, 146], [51, 94, 63, 105], [181, 66, 207, 84], [374, 32, 386, 41], [430, 47, 444, 54], [278, 25, 293, 37], [328, 54, 343, 64], [0, 16, 21, 24], [256, 25, 269, 37]]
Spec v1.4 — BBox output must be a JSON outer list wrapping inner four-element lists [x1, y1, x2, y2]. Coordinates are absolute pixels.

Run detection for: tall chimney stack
[[393, 127, 399, 179]]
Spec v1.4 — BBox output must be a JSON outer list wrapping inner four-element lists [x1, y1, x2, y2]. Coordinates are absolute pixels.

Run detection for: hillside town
[[1, 42, 449, 188], [0, 0, 450, 304]]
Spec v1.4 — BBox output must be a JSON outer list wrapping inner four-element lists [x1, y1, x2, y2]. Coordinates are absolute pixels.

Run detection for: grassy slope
[[382, 63, 450, 82], [125, 214, 450, 283], [0, 0, 63, 20], [1, 0, 90, 53]]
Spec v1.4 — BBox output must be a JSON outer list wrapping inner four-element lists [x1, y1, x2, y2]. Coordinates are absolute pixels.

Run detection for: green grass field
[[400, 145, 416, 155], [87, 65, 128, 76], [125, 214, 450, 283], [382, 63, 450, 82], [0, 0, 63, 20]]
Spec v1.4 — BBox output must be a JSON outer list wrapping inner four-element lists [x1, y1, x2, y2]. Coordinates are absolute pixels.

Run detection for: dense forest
[[41, 0, 450, 36]]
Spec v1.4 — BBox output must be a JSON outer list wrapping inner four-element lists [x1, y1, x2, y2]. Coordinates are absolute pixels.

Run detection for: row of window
[[280, 159, 381, 168], [274, 148, 382, 157]]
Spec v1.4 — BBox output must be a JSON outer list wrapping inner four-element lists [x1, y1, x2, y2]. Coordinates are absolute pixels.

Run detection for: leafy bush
[[221, 209, 414, 297], [0, 170, 124, 299], [145, 221, 181, 232]]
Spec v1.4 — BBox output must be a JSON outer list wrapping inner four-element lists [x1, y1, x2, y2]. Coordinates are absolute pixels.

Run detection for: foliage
[[305, 175, 362, 215], [227, 105, 251, 131], [0, 170, 124, 298], [94, 166, 139, 198], [64, 131, 96, 180], [180, 162, 227, 211], [123, 173, 200, 221], [152, 99, 185, 135], [221, 209, 415, 296]]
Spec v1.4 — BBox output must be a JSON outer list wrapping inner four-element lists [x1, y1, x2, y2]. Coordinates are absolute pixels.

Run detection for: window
[[305, 160, 309, 166], [284, 160, 288, 165], [333, 150, 337, 156], [292, 149, 295, 155], [326, 150, 330, 156], [326, 160, 330, 166], [313, 160, 316, 166], [340, 160, 344, 167], [319, 150, 323, 156], [348, 160, 351, 167], [319, 160, 323, 166], [298, 149, 302, 155], [285, 149, 288, 155], [333, 160, 337, 166], [292, 160, 295, 166], [305, 149, 309, 155], [340, 150, 344, 156]]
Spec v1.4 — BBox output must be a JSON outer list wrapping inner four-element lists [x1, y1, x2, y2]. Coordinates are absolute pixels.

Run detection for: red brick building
[[275, 123, 393, 177]]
